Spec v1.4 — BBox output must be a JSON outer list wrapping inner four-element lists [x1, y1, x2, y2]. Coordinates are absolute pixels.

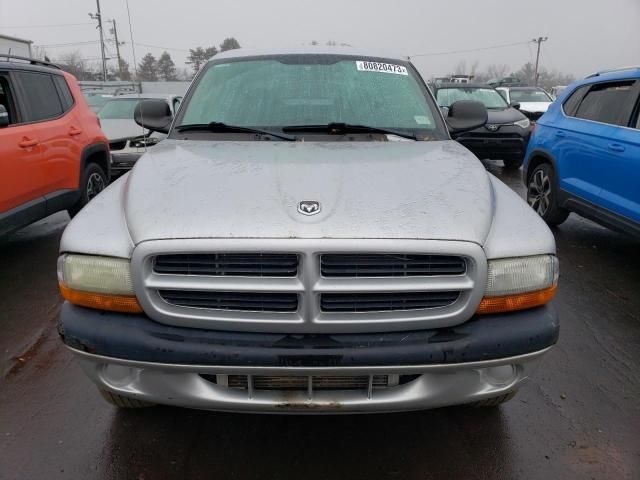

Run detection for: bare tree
[[31, 46, 49, 61], [452, 60, 467, 75], [486, 64, 510, 80], [57, 51, 89, 79]]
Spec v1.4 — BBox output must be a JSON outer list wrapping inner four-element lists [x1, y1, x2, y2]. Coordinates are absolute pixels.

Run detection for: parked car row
[[1, 54, 638, 241]]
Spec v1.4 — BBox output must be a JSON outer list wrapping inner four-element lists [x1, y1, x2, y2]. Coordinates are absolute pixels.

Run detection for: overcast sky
[[1, 0, 639, 79]]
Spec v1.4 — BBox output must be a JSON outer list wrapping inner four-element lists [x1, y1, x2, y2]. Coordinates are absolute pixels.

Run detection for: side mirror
[[445, 100, 487, 134], [0, 105, 9, 128], [134, 99, 173, 134], [510, 102, 521, 110]]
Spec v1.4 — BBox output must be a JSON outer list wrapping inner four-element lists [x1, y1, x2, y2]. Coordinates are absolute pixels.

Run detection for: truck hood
[[124, 140, 494, 244]]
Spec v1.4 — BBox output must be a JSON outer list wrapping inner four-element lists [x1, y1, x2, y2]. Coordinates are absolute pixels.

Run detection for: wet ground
[[0, 162, 638, 480]]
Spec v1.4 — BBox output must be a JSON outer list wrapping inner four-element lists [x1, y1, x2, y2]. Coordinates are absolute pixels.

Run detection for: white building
[[0, 34, 33, 57]]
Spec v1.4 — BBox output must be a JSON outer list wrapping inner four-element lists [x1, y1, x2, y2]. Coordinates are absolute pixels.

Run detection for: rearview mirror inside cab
[[445, 100, 488, 134], [134, 99, 173, 134]]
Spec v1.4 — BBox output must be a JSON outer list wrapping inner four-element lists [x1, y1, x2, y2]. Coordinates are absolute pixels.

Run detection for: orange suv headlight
[[477, 255, 558, 315], [57, 254, 143, 313]]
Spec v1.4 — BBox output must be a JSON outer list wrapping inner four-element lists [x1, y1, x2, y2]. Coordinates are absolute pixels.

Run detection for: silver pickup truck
[[57, 48, 559, 413]]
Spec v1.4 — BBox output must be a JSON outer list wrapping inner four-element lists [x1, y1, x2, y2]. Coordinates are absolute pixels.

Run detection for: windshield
[[436, 87, 508, 109], [98, 99, 147, 120], [176, 55, 442, 137], [85, 95, 112, 109], [510, 89, 553, 103]]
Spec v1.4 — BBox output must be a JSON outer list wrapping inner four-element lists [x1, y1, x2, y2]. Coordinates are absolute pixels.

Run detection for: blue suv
[[524, 67, 640, 236]]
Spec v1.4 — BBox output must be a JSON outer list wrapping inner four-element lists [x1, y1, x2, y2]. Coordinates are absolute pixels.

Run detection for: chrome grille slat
[[321, 291, 460, 313], [154, 253, 298, 277], [321, 254, 466, 277], [159, 290, 298, 313]]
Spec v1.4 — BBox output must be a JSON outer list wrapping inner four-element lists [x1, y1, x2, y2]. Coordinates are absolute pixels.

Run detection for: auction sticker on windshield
[[356, 61, 408, 75]]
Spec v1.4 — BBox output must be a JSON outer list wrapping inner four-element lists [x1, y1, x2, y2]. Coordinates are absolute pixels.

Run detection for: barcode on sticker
[[356, 61, 408, 75]]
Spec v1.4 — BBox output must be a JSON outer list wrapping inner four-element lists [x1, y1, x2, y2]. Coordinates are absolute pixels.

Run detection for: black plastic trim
[[561, 192, 640, 237], [0, 196, 47, 236], [58, 302, 559, 367]]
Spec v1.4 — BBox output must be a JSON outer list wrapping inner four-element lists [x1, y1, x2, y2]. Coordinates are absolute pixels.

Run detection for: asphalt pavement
[[0, 162, 638, 480]]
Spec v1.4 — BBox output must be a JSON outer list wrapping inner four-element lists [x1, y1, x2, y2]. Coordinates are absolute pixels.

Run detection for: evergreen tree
[[157, 51, 177, 81], [219, 38, 241, 52], [186, 46, 218, 75], [137, 53, 158, 81]]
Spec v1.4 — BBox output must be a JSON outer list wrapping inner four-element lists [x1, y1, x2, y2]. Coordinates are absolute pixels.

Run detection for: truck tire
[[99, 389, 155, 408], [68, 163, 108, 218], [527, 163, 569, 226], [468, 391, 517, 407]]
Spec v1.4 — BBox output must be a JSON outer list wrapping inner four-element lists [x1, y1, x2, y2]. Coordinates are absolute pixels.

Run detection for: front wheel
[[527, 163, 569, 226], [68, 163, 108, 218]]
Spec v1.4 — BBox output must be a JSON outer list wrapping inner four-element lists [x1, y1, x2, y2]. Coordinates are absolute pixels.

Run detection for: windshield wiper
[[282, 123, 418, 140], [175, 122, 296, 141]]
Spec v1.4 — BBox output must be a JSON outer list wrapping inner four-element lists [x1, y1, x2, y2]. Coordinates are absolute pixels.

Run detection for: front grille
[[321, 254, 466, 277], [159, 290, 298, 312], [321, 291, 459, 312], [108, 139, 127, 151], [462, 132, 524, 139], [154, 253, 298, 277], [135, 240, 482, 333], [223, 375, 391, 390]]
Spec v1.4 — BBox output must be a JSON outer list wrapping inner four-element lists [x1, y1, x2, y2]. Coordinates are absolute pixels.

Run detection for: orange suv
[[0, 56, 110, 235]]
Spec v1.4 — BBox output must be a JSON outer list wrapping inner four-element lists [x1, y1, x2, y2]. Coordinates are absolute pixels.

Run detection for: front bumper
[[454, 126, 530, 161], [59, 303, 558, 413], [110, 151, 142, 172]]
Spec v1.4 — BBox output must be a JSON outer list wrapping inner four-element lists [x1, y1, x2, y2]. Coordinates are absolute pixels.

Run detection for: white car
[[98, 93, 182, 173], [496, 86, 553, 122]]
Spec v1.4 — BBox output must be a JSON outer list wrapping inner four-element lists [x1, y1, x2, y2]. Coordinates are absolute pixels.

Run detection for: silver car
[[57, 47, 559, 413], [98, 93, 182, 173]]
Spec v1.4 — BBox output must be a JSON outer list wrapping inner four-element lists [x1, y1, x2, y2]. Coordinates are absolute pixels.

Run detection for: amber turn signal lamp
[[476, 285, 557, 315], [59, 283, 143, 314]]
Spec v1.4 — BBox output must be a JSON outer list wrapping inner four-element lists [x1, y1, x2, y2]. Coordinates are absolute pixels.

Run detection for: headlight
[[514, 118, 531, 129], [57, 254, 142, 313], [130, 136, 159, 149], [477, 255, 558, 314]]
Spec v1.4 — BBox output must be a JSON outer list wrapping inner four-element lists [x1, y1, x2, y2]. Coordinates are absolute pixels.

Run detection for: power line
[[0, 22, 94, 28], [134, 42, 190, 53], [410, 41, 531, 58], [37, 40, 100, 48]]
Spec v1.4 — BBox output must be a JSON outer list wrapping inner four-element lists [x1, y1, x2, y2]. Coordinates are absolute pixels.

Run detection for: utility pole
[[532, 36, 548, 87], [89, 0, 107, 81], [108, 19, 124, 79]]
